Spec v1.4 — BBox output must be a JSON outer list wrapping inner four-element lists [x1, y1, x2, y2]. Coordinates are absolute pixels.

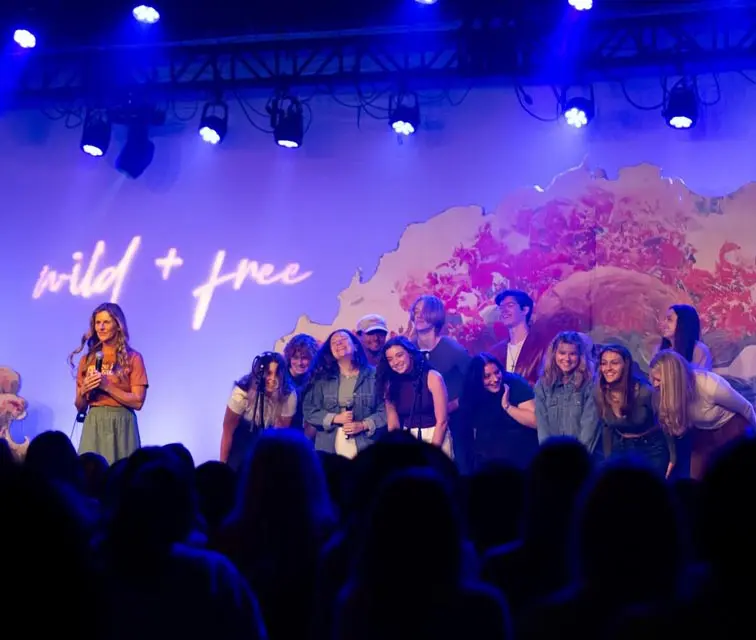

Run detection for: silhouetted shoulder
[[458, 582, 512, 639]]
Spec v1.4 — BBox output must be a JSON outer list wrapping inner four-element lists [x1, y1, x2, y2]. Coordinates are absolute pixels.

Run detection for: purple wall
[[1, 75, 755, 462]]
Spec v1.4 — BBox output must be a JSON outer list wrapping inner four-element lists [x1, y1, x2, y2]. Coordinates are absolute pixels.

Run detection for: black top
[[393, 369, 436, 429], [601, 381, 656, 436], [420, 336, 471, 402], [291, 373, 309, 428], [465, 373, 538, 469]]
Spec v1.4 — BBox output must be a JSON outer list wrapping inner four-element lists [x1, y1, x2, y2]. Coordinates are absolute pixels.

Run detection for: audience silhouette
[[5, 425, 754, 639]]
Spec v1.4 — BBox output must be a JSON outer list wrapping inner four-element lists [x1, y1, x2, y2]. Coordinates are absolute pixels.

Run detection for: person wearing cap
[[356, 314, 389, 367]]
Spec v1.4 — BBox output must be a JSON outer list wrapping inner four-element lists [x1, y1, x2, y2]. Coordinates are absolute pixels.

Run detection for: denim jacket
[[534, 377, 600, 453], [303, 366, 386, 454]]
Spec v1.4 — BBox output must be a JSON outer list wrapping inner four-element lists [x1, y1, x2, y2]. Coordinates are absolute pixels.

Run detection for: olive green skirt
[[78, 405, 141, 465]]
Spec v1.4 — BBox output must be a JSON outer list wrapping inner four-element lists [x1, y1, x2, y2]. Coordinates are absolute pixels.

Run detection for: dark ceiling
[[1, 0, 733, 50]]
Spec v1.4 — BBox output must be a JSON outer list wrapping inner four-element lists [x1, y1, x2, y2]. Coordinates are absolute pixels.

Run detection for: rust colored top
[[77, 348, 148, 408]]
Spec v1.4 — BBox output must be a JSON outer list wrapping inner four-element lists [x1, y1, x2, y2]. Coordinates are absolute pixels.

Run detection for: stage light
[[116, 122, 155, 178], [560, 91, 596, 129], [389, 94, 420, 136], [199, 101, 228, 145], [663, 79, 698, 129], [268, 95, 304, 148], [132, 5, 160, 24], [568, 0, 593, 10], [81, 110, 112, 157], [13, 29, 36, 48], [415, 0, 439, 4], [563, 96, 594, 128]]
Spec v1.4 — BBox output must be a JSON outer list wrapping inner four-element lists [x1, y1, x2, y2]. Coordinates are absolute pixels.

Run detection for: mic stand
[[406, 366, 424, 441], [252, 370, 265, 432]]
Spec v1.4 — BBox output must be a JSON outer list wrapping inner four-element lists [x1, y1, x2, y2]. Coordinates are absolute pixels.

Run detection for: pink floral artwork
[[278, 163, 756, 392]]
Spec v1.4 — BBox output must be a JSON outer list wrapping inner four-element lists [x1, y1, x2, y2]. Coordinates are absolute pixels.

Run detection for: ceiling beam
[[2, 8, 755, 107]]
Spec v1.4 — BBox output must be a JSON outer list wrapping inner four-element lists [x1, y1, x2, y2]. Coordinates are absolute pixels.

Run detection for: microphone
[[344, 395, 356, 439], [74, 351, 103, 433], [87, 351, 104, 403]]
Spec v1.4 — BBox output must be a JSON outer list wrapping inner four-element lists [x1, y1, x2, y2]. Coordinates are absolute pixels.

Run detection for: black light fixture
[[116, 121, 154, 178], [663, 78, 698, 130], [199, 101, 228, 145], [389, 93, 420, 136], [268, 94, 304, 148], [81, 109, 112, 157]]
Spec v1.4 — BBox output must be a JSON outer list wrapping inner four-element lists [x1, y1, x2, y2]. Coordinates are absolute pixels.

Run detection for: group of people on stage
[[69, 290, 756, 481]]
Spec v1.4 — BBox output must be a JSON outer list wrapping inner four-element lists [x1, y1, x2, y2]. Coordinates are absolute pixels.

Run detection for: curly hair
[[310, 330, 368, 380], [284, 334, 319, 366], [375, 336, 428, 405], [68, 303, 133, 378]]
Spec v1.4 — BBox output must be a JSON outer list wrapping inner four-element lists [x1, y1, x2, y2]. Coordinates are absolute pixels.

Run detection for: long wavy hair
[[459, 353, 505, 419], [541, 331, 593, 389], [375, 336, 427, 405], [660, 304, 701, 363], [68, 303, 132, 377], [236, 352, 294, 399], [235, 352, 295, 427], [310, 330, 368, 380], [649, 349, 695, 437], [595, 344, 640, 421]]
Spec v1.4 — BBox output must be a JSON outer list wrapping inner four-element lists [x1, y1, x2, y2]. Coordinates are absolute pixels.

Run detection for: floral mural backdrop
[[278, 162, 756, 401]]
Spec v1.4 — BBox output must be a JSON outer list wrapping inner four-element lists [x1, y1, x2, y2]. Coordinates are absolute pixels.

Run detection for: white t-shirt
[[689, 370, 756, 431], [227, 386, 297, 427], [506, 339, 525, 373]]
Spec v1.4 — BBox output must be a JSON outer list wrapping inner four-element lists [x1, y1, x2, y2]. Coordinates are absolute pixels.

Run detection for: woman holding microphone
[[69, 303, 148, 464]]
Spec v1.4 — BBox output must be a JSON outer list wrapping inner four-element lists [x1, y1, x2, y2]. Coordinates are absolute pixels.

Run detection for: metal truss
[[5, 7, 756, 107]]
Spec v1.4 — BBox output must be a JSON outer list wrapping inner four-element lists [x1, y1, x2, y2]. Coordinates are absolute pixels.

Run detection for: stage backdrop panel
[[1, 73, 755, 463]]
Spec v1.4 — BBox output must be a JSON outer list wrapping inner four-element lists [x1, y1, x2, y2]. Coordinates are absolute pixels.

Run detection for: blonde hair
[[541, 331, 593, 389], [409, 295, 446, 334], [649, 349, 694, 437], [68, 303, 133, 378]]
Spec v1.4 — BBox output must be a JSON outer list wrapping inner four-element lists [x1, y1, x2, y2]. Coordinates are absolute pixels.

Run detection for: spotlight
[[389, 94, 420, 136], [268, 95, 304, 148], [568, 0, 593, 9], [132, 5, 160, 24], [199, 101, 228, 145], [563, 96, 594, 128], [415, 0, 438, 4], [81, 110, 112, 157], [663, 79, 698, 130], [116, 122, 155, 179], [13, 29, 36, 48]]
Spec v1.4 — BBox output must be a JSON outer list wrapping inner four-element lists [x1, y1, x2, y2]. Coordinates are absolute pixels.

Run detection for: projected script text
[[32, 236, 313, 330]]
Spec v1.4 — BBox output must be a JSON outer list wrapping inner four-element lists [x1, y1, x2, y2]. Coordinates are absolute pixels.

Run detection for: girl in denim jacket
[[534, 331, 600, 453]]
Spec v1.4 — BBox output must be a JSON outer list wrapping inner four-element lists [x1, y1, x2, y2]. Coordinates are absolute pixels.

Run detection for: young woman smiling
[[69, 303, 148, 464], [376, 336, 452, 456], [460, 352, 538, 469], [596, 344, 674, 478], [534, 331, 600, 453]]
